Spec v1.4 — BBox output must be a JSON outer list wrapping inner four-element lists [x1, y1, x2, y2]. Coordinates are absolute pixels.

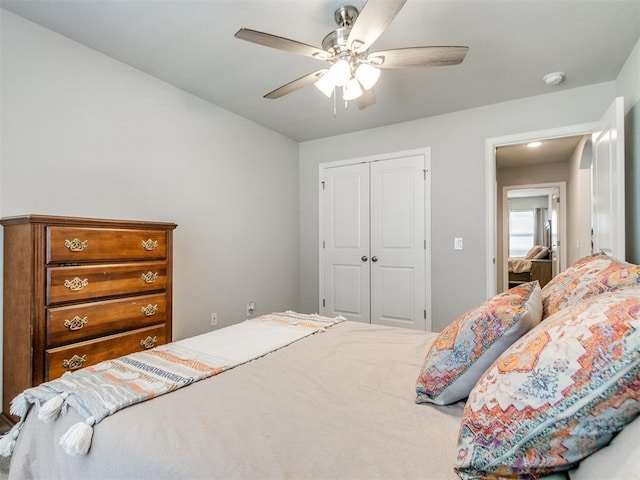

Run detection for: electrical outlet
[[210, 313, 217, 327], [246, 301, 256, 318], [454, 237, 463, 250]]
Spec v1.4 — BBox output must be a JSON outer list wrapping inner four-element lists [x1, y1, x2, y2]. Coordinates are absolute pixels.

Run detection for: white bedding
[[508, 257, 533, 273], [10, 321, 466, 479]]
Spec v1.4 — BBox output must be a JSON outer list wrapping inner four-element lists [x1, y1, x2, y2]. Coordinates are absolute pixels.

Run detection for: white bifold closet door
[[321, 153, 427, 330]]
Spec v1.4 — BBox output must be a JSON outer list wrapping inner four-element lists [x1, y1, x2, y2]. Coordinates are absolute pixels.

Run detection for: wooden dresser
[[1, 215, 177, 421]]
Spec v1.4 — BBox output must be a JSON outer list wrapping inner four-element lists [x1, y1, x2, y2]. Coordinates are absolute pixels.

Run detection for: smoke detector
[[543, 71, 565, 86]]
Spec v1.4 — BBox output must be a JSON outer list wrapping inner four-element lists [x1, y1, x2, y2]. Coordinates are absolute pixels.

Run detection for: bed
[[9, 320, 467, 479], [508, 245, 552, 288], [5, 254, 640, 480]]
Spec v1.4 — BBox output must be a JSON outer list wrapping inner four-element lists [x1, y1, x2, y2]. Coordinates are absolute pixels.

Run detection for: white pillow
[[532, 247, 550, 259], [525, 245, 546, 259]]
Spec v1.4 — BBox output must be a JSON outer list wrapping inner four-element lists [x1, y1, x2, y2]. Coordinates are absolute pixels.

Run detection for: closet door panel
[[370, 155, 426, 330], [322, 163, 370, 322]]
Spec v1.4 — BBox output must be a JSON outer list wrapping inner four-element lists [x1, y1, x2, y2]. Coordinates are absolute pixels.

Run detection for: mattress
[[9, 321, 466, 480]]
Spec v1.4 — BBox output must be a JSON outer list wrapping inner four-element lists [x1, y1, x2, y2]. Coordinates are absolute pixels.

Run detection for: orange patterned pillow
[[455, 286, 640, 479], [541, 253, 639, 318], [415, 282, 541, 405]]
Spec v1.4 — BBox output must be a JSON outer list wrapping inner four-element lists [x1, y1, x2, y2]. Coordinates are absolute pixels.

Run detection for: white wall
[[299, 82, 617, 332], [617, 38, 640, 113], [616, 38, 640, 264], [566, 137, 593, 266], [0, 10, 301, 348]]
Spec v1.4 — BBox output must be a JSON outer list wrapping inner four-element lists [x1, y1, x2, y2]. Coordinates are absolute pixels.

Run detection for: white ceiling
[[1, 0, 639, 142]]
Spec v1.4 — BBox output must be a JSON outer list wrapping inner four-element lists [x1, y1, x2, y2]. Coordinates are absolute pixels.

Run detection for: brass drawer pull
[[63, 354, 87, 370], [141, 271, 158, 284], [140, 336, 157, 349], [141, 304, 158, 316], [64, 277, 89, 291], [64, 238, 88, 252], [141, 239, 158, 251], [64, 316, 88, 331]]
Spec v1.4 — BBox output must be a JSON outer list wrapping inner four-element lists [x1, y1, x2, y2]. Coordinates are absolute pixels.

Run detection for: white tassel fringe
[[9, 393, 28, 419], [0, 424, 21, 457], [59, 416, 95, 456], [38, 392, 69, 423]]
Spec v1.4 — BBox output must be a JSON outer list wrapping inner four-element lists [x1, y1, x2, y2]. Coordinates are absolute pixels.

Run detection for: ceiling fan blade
[[235, 28, 330, 60], [347, 0, 407, 53], [264, 69, 328, 99], [355, 88, 376, 110], [368, 46, 468, 68]]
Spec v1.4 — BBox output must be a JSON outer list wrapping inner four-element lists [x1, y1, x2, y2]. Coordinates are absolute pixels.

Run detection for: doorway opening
[[486, 98, 625, 298], [500, 183, 565, 293], [485, 122, 597, 298]]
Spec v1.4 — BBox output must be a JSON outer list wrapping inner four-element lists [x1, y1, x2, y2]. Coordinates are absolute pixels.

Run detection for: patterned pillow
[[455, 286, 640, 480], [541, 253, 640, 318], [415, 282, 542, 405]]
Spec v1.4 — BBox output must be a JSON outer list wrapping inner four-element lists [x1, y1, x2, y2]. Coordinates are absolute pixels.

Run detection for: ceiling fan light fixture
[[355, 63, 380, 90], [343, 77, 363, 101], [328, 58, 351, 87], [314, 72, 335, 97]]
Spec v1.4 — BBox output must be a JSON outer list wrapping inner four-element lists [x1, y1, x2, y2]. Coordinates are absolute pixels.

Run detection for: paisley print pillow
[[455, 286, 640, 479], [541, 253, 639, 318], [415, 282, 542, 405]]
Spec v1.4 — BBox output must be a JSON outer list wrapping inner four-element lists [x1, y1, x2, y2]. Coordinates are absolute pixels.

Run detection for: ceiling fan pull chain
[[333, 89, 337, 118]]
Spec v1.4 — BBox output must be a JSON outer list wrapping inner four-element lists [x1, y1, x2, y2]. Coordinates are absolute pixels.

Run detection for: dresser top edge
[[0, 214, 177, 230]]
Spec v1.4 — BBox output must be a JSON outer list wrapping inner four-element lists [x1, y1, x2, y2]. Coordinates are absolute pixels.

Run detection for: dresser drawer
[[47, 227, 167, 263], [46, 324, 167, 380], [47, 261, 167, 305], [47, 293, 167, 347]]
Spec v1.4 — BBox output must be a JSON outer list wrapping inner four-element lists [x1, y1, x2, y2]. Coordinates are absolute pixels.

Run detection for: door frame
[[501, 182, 566, 292], [485, 123, 597, 298], [318, 147, 432, 330]]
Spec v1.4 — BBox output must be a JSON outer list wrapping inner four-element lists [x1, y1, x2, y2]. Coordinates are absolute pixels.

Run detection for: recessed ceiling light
[[543, 72, 565, 86], [527, 141, 542, 148]]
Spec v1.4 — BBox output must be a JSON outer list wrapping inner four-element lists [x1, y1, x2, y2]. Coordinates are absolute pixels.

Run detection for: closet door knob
[[361, 256, 368, 262], [371, 256, 378, 262]]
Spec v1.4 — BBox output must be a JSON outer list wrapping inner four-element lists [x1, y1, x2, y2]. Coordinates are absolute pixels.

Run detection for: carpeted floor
[[0, 418, 11, 479], [0, 455, 8, 479]]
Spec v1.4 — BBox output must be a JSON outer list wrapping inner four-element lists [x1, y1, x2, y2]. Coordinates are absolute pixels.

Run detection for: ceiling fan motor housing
[[322, 6, 366, 64], [334, 5, 358, 27], [322, 27, 351, 56]]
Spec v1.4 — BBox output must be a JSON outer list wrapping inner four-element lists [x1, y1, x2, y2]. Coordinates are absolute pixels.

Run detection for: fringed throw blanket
[[0, 312, 343, 457]]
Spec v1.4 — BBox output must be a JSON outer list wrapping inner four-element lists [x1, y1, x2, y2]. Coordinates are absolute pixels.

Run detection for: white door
[[592, 97, 625, 259], [322, 163, 370, 323], [321, 153, 428, 330], [370, 156, 426, 329]]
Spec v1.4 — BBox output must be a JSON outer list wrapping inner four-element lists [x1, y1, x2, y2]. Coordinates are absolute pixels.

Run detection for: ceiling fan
[[234, 0, 468, 110]]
